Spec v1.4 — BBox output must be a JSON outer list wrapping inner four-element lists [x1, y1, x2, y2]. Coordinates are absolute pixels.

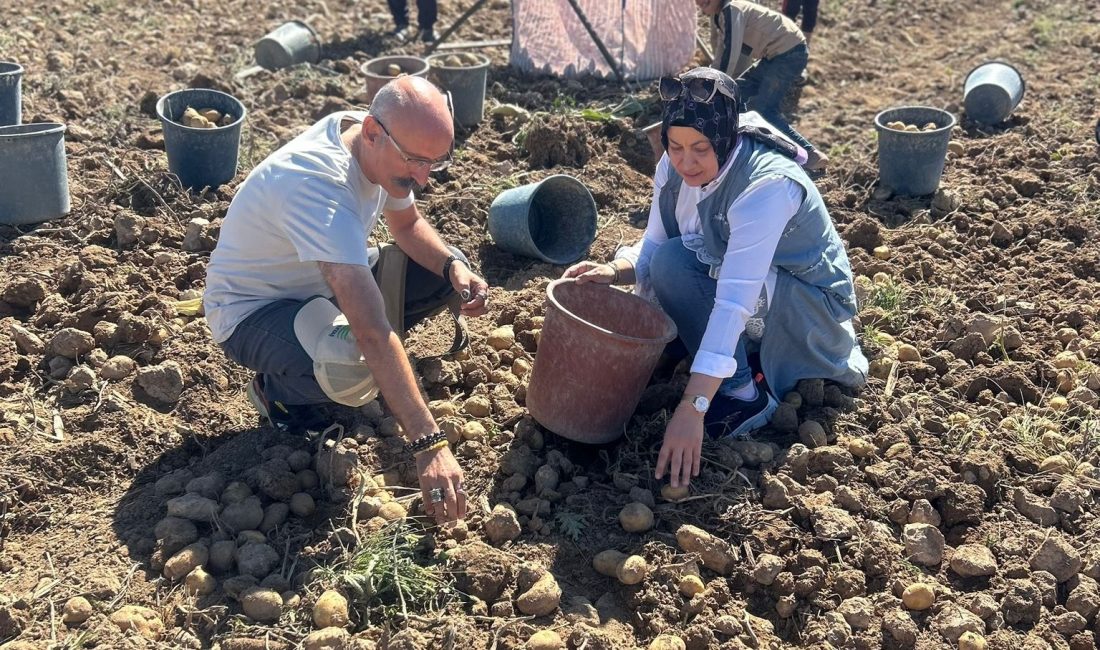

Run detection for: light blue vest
[[658, 137, 868, 397]]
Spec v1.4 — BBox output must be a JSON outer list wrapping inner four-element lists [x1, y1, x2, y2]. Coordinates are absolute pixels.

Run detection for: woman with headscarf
[[563, 68, 867, 489]]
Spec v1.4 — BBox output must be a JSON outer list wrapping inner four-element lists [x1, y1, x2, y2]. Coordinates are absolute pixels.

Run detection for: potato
[[872, 245, 891, 260], [958, 632, 986, 650], [386, 63, 403, 76], [443, 55, 463, 67], [379, 501, 407, 521], [241, 587, 282, 623], [462, 421, 488, 441], [649, 635, 686, 650], [488, 326, 516, 350], [661, 484, 689, 501], [429, 400, 460, 419], [592, 550, 648, 585], [312, 589, 349, 629], [896, 344, 920, 362], [947, 413, 970, 427], [516, 572, 561, 616], [527, 630, 563, 650], [182, 106, 213, 128], [184, 566, 216, 596], [464, 394, 492, 417], [618, 502, 654, 533], [163, 542, 209, 581], [1049, 396, 1069, 411], [947, 140, 965, 156], [886, 121, 906, 131], [1039, 454, 1071, 474], [921, 122, 937, 131], [901, 583, 934, 610], [201, 109, 222, 123], [678, 574, 705, 597], [903, 124, 920, 132], [512, 358, 532, 378], [676, 525, 737, 574], [290, 492, 316, 517], [847, 438, 875, 459]]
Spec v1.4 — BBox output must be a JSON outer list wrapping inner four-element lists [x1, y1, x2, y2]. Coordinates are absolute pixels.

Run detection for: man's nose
[[411, 165, 431, 187]]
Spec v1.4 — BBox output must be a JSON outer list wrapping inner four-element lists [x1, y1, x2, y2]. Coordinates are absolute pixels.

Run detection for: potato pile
[[884, 120, 939, 132], [433, 52, 483, 68], [181, 106, 234, 129]]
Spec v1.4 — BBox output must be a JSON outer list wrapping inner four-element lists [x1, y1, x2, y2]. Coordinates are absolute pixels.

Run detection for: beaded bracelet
[[442, 254, 466, 281], [404, 431, 447, 455], [414, 440, 450, 458]]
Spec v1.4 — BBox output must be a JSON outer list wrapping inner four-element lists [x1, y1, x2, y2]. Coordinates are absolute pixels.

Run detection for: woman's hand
[[450, 263, 490, 317], [561, 260, 615, 284], [655, 404, 704, 488], [415, 445, 467, 523]]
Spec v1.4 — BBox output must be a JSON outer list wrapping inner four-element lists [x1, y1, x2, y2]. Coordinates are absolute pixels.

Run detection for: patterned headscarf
[[660, 67, 740, 168]]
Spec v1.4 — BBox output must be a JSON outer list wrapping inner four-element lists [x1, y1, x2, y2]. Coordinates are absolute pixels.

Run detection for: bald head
[[369, 76, 454, 154]]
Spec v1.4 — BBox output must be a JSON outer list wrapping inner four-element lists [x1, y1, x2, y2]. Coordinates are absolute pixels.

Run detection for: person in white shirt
[[564, 68, 866, 489], [205, 76, 488, 523]]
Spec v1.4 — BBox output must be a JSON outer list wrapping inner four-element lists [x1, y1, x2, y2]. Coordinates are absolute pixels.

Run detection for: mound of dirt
[[524, 113, 590, 169]]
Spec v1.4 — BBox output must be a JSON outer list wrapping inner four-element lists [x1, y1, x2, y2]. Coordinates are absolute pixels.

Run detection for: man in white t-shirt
[[204, 76, 487, 522]]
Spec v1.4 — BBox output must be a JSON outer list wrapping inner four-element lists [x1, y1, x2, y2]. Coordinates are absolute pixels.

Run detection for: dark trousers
[[781, 0, 820, 34], [387, 0, 438, 30]]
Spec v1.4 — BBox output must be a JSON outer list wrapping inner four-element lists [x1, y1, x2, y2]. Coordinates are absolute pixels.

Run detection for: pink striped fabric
[[511, 0, 695, 81]]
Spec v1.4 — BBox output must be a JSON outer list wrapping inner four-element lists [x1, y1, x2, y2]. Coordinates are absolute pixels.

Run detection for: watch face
[[693, 396, 710, 413]]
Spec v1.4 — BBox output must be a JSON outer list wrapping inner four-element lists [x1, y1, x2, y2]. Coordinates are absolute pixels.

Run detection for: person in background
[[563, 68, 866, 488], [695, 0, 828, 171], [387, 0, 438, 43], [781, 0, 820, 46]]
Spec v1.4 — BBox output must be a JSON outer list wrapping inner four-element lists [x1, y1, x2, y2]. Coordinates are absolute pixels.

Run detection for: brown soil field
[[2, 0, 1100, 648]]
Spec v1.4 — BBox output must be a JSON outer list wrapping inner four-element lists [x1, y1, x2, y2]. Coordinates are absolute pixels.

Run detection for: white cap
[[293, 297, 379, 407]]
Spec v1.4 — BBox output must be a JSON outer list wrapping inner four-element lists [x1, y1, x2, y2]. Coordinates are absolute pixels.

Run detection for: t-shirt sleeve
[[279, 175, 371, 267]]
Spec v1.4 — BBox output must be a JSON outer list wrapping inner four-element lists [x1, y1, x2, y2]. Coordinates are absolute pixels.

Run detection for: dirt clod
[[61, 597, 93, 626]]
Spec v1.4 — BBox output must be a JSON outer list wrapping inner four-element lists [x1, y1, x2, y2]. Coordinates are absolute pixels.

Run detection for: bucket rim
[[361, 55, 431, 79], [0, 61, 23, 76], [0, 122, 66, 138], [545, 278, 678, 346], [873, 106, 957, 134], [255, 20, 321, 49], [964, 60, 1026, 99], [425, 52, 491, 71], [155, 88, 248, 132]]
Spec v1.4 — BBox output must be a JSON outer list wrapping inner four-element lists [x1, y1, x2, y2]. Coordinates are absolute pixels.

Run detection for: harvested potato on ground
[[661, 484, 689, 501], [873, 245, 891, 260], [649, 635, 686, 650], [312, 589, 349, 629], [676, 525, 737, 574], [619, 502, 655, 533], [516, 572, 561, 616], [379, 501, 407, 521], [592, 550, 649, 585], [678, 574, 705, 597], [386, 63, 403, 76], [526, 629, 563, 650], [902, 583, 935, 610]]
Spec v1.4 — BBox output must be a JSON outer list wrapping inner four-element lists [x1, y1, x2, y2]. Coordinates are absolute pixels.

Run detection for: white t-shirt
[[617, 137, 803, 380], [205, 111, 413, 343]]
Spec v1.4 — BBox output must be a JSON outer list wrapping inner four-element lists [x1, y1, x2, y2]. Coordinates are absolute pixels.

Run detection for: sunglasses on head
[[659, 75, 738, 105]]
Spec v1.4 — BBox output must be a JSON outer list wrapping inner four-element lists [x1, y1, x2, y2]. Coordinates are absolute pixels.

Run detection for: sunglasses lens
[[686, 77, 715, 103], [659, 77, 682, 101]]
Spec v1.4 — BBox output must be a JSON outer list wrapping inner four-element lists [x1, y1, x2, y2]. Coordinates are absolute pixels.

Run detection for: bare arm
[[319, 260, 466, 522]]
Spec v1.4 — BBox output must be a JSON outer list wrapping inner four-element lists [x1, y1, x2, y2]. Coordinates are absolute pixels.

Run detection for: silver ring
[[429, 487, 444, 503]]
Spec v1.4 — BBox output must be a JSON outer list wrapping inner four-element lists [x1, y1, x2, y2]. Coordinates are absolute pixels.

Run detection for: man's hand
[[655, 404, 704, 488], [449, 262, 489, 317], [415, 444, 467, 523]]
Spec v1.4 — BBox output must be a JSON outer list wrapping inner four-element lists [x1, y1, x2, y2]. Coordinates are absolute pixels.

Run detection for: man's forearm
[[389, 216, 455, 279]]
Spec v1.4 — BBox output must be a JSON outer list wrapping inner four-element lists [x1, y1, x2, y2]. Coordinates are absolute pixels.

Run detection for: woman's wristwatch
[[682, 394, 710, 414]]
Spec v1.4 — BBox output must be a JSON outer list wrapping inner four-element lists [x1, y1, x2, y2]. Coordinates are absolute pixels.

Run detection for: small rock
[[908, 499, 941, 527], [2, 277, 48, 307], [950, 544, 998, 577], [61, 596, 93, 625], [260, 502, 290, 532], [10, 323, 45, 354], [1013, 488, 1058, 526], [752, 554, 785, 585], [811, 506, 859, 540], [903, 523, 945, 566], [1030, 534, 1083, 582], [136, 361, 185, 403], [484, 505, 522, 545], [47, 327, 95, 359]]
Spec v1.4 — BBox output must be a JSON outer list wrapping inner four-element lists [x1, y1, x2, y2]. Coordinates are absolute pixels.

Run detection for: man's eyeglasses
[[659, 75, 738, 105], [371, 91, 455, 173]]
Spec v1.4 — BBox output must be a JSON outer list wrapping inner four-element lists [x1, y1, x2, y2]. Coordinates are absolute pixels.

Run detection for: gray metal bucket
[[0, 123, 70, 225], [874, 106, 956, 197], [156, 88, 247, 190], [963, 62, 1025, 126], [0, 61, 23, 127], [426, 53, 490, 128], [488, 175, 597, 265], [254, 21, 321, 71], [360, 56, 430, 105]]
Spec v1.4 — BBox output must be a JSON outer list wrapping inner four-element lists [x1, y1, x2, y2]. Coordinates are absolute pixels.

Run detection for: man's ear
[[362, 117, 381, 145]]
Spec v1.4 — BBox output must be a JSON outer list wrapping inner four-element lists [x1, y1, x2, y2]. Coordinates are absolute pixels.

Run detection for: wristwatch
[[683, 394, 710, 414]]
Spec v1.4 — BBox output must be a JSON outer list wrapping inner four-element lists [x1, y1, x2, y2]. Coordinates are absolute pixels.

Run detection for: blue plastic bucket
[[426, 53, 490, 128], [0, 62, 23, 127], [0, 123, 70, 225], [488, 175, 597, 265], [254, 21, 321, 71], [874, 107, 956, 197], [156, 88, 247, 190], [963, 62, 1025, 126]]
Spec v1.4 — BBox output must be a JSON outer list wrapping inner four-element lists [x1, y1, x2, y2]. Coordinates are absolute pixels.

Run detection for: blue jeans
[[220, 246, 465, 405], [737, 44, 815, 153], [649, 238, 753, 393]]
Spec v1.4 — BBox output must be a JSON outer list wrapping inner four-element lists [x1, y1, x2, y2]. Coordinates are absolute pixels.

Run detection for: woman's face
[[666, 126, 719, 187]]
